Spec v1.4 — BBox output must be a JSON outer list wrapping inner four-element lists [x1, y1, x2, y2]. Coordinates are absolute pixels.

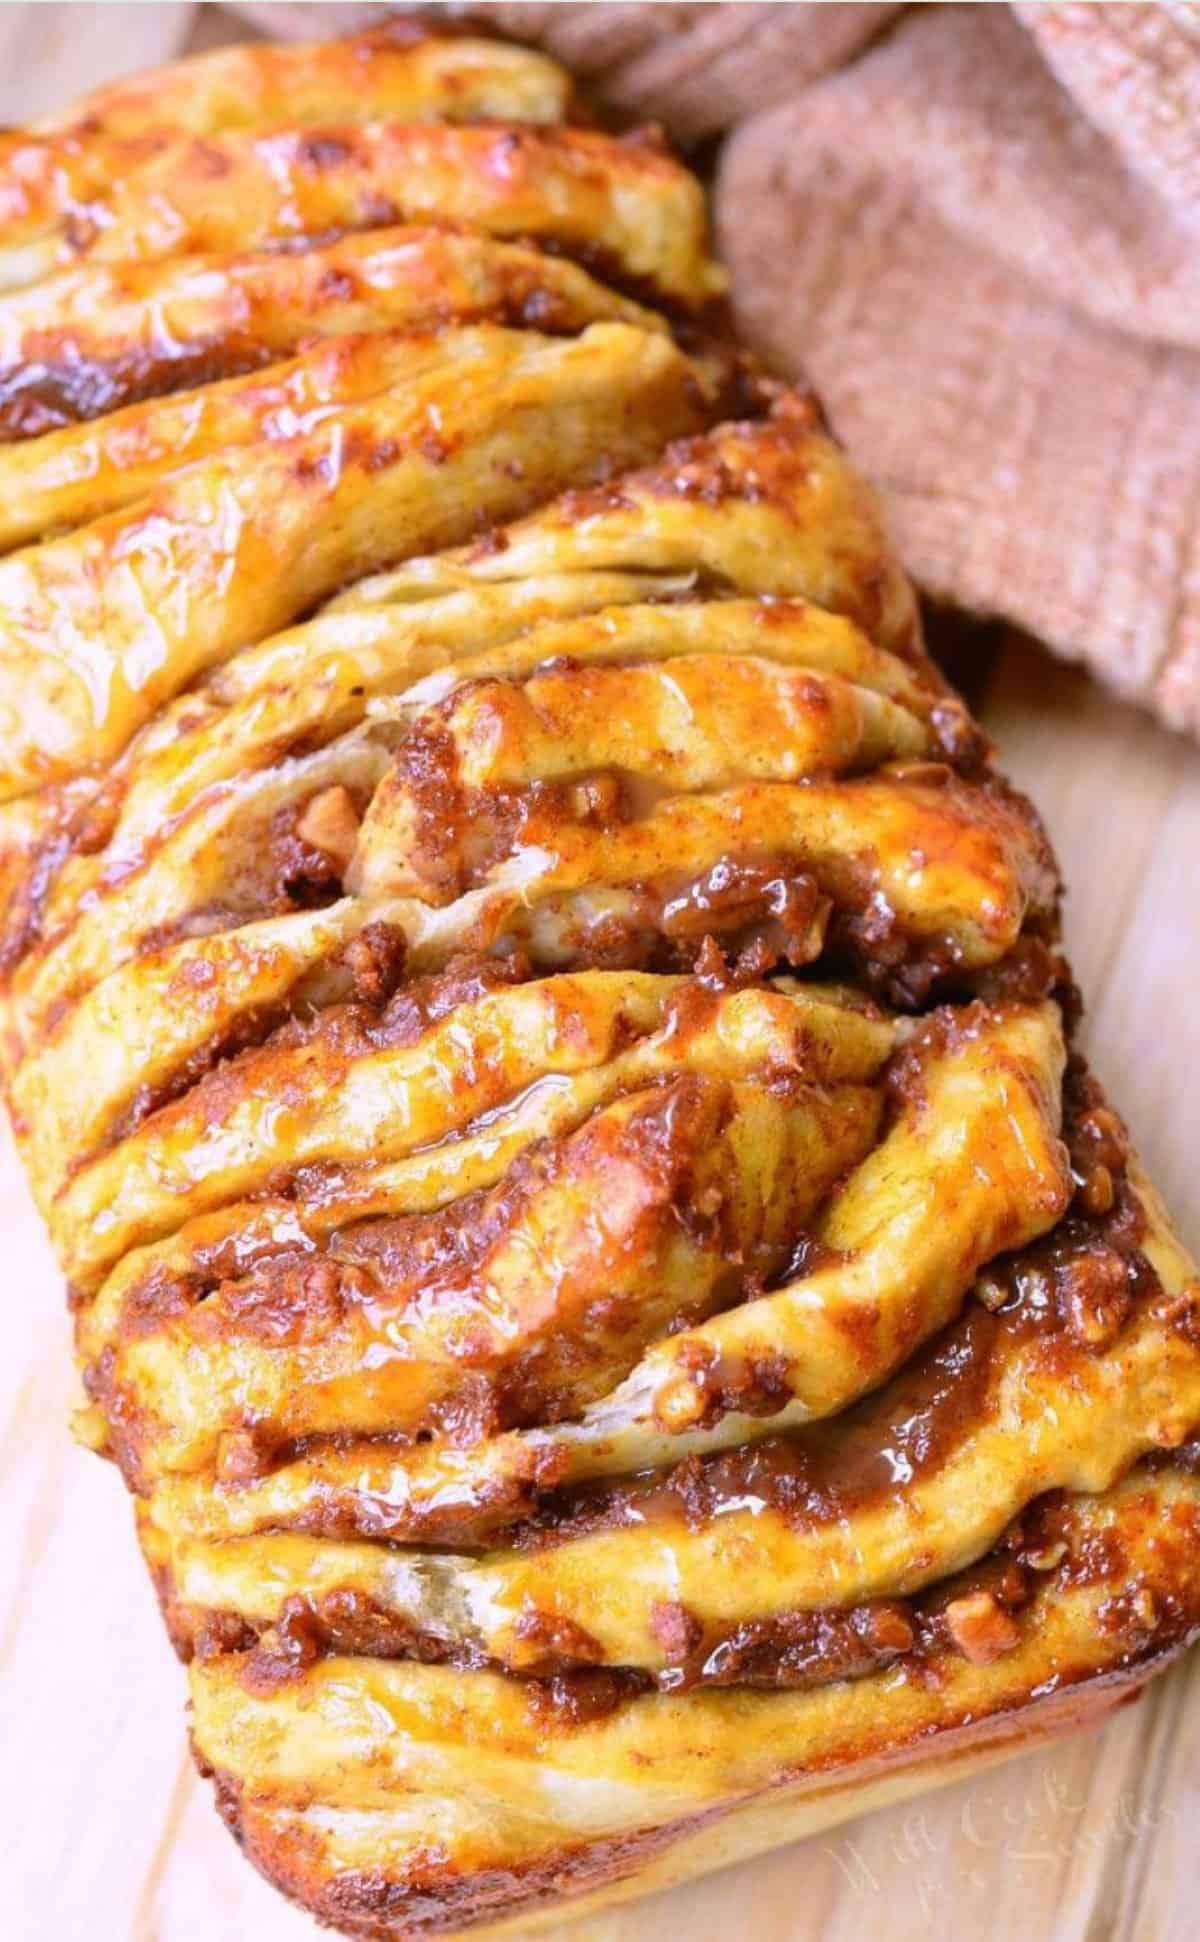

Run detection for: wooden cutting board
[[1, 9, 1197, 1940]]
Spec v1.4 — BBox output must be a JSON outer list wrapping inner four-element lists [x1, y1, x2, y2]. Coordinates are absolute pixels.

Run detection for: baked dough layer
[[1, 23, 1198, 1940]]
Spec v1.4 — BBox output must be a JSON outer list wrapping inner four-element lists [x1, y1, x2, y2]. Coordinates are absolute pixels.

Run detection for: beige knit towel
[[234, 2, 1200, 737]]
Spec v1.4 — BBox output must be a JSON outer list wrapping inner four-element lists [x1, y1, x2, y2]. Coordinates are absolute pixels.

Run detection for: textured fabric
[[228, 2, 1200, 737], [719, 4, 1200, 737]]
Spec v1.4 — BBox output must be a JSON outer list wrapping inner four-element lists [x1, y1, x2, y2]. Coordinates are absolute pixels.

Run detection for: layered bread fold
[[2, 24, 1198, 1941]]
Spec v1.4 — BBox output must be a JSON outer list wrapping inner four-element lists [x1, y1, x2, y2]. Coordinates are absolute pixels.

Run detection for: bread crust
[[1, 22, 1198, 1940], [217, 1667, 1158, 1939]]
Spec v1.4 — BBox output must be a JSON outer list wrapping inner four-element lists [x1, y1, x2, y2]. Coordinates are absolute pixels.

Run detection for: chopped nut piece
[[1077, 1162, 1114, 1216], [653, 1374, 706, 1433], [944, 1590, 1021, 1665], [973, 1272, 1010, 1313], [215, 1427, 270, 1485], [509, 1603, 604, 1671], [567, 774, 623, 823], [1058, 1247, 1131, 1349], [861, 1602, 916, 1655], [341, 920, 408, 1007], [649, 1599, 704, 1664], [996, 1561, 1031, 1609], [1024, 1540, 1068, 1573], [1075, 1105, 1127, 1173], [295, 784, 360, 875]]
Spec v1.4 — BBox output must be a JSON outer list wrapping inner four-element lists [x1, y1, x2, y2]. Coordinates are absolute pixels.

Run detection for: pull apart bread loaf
[[2, 23, 1199, 1939]]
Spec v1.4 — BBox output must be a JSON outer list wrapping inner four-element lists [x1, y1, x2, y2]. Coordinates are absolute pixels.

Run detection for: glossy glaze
[[2, 23, 1199, 1942]]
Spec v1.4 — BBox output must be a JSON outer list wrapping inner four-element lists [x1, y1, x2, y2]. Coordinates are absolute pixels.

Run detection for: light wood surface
[[1, 8, 1197, 1941]]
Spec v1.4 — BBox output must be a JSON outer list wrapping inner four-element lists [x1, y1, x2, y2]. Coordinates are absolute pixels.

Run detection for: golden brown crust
[[203, 1652, 1191, 1941], [2, 23, 1199, 1942], [0, 229, 668, 441]]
